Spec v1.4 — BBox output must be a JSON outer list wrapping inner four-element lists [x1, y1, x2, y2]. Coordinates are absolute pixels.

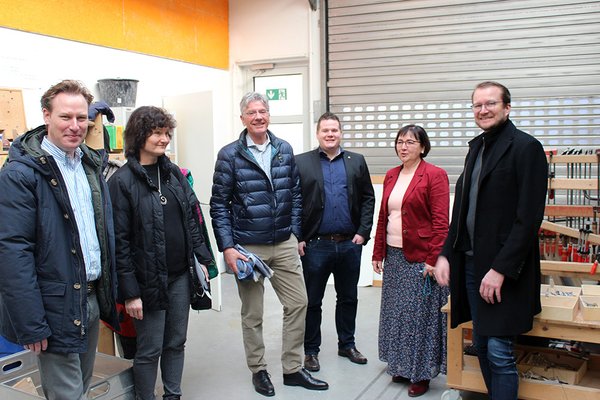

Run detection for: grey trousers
[[37, 291, 100, 400], [237, 235, 308, 374], [133, 272, 191, 400]]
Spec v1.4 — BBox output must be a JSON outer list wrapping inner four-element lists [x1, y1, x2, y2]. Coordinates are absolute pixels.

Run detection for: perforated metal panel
[[326, 0, 600, 186]]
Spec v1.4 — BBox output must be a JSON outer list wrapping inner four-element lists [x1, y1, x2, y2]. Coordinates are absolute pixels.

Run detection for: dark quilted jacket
[[210, 130, 302, 250]]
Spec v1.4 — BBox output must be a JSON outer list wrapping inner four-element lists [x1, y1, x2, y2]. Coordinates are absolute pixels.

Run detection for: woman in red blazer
[[372, 125, 450, 397]]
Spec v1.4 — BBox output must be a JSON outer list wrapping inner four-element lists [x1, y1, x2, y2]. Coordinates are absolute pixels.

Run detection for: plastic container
[[0, 350, 134, 399], [0, 335, 23, 358], [97, 79, 139, 108]]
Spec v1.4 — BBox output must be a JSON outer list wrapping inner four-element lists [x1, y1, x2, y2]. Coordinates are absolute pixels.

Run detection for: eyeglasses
[[471, 101, 502, 111], [396, 139, 420, 147], [244, 109, 269, 117]]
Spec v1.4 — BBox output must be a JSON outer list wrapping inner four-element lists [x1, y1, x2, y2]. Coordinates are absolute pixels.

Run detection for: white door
[[245, 66, 310, 155]]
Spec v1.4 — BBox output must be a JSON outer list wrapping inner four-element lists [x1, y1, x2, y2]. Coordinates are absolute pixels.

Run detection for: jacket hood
[[8, 125, 104, 175]]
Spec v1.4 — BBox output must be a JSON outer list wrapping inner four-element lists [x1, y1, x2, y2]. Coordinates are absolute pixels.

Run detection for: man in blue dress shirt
[[296, 111, 375, 372]]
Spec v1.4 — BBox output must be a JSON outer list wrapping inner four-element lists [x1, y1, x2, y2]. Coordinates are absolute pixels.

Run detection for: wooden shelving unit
[[444, 304, 600, 400]]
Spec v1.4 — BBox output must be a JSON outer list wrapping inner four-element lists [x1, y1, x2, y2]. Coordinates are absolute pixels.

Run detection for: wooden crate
[[0, 89, 27, 139], [518, 351, 587, 385], [582, 284, 600, 296], [85, 114, 105, 150], [580, 296, 600, 321], [538, 284, 581, 322]]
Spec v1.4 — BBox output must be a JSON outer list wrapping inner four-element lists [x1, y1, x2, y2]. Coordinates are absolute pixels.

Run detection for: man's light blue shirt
[[247, 134, 273, 184], [41, 137, 101, 281]]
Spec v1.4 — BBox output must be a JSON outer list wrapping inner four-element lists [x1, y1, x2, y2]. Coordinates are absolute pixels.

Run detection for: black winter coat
[[442, 119, 547, 336], [295, 148, 375, 243], [108, 155, 213, 310], [0, 126, 119, 352], [210, 130, 302, 251]]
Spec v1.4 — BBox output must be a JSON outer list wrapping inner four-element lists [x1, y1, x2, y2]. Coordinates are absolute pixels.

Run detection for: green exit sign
[[266, 88, 287, 100]]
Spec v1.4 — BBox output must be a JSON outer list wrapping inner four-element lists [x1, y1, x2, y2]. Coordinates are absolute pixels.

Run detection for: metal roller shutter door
[[327, 0, 600, 188]]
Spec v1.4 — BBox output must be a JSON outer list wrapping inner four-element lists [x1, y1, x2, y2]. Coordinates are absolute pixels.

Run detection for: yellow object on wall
[[0, 0, 228, 70]]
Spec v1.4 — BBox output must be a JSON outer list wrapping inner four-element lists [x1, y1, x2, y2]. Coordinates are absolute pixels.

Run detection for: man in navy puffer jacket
[[210, 92, 328, 397]]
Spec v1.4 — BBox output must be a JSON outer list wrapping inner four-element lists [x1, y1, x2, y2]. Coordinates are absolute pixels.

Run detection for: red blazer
[[372, 160, 449, 266]]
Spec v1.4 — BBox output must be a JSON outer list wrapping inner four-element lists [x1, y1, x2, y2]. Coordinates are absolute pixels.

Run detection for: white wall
[[228, 1, 380, 285], [0, 27, 231, 145], [228, 0, 322, 146]]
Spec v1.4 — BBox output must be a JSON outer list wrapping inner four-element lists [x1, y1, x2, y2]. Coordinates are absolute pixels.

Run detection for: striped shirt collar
[[41, 137, 83, 168]]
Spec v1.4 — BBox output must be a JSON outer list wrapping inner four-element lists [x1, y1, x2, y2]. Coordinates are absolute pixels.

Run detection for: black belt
[[87, 281, 97, 294], [315, 233, 353, 242]]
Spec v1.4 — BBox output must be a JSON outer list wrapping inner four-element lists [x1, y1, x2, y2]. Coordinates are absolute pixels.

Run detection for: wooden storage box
[[580, 295, 600, 321], [538, 284, 581, 322], [517, 351, 587, 385], [581, 284, 600, 296], [85, 114, 105, 150]]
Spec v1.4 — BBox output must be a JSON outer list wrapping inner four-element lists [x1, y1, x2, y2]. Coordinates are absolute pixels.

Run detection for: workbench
[[443, 304, 600, 400]]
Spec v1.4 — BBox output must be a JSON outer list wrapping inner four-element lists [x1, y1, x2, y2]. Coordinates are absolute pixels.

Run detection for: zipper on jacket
[[46, 158, 88, 338]]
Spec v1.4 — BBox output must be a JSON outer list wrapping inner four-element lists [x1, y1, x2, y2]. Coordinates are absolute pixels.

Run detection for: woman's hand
[[422, 263, 435, 278], [372, 260, 383, 274], [125, 297, 143, 320]]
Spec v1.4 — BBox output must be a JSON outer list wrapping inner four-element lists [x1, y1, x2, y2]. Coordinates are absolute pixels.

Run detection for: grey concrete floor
[[180, 273, 487, 400]]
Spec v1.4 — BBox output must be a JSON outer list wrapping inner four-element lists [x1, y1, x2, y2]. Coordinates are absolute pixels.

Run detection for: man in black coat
[[435, 81, 548, 399], [295, 112, 375, 372]]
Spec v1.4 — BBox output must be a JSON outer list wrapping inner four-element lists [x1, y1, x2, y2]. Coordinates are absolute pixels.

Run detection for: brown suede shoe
[[304, 354, 320, 372]]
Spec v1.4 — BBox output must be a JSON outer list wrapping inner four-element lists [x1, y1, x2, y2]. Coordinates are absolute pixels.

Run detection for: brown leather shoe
[[304, 354, 320, 372], [338, 346, 367, 364], [408, 380, 430, 397], [392, 375, 410, 383]]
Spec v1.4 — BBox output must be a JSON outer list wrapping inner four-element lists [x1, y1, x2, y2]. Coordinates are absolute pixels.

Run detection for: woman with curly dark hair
[[108, 106, 214, 400]]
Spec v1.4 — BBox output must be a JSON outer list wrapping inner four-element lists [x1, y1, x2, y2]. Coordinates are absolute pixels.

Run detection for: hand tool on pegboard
[[545, 149, 557, 201]]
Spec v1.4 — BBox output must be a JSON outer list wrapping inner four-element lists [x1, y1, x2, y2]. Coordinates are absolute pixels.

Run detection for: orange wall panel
[[0, 0, 228, 70]]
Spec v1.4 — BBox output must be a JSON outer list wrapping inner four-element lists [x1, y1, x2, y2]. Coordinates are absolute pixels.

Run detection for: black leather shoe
[[304, 354, 320, 372], [338, 346, 368, 364], [283, 368, 329, 390], [252, 370, 275, 397]]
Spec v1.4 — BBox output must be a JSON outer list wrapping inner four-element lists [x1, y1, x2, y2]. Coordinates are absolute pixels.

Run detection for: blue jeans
[[465, 257, 518, 400], [133, 272, 190, 400], [302, 238, 362, 354]]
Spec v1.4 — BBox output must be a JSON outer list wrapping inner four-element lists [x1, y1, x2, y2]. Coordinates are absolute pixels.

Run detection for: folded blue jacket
[[234, 244, 274, 281]]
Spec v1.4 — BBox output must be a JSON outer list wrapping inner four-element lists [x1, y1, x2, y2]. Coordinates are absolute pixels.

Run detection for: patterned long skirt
[[378, 246, 449, 382]]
